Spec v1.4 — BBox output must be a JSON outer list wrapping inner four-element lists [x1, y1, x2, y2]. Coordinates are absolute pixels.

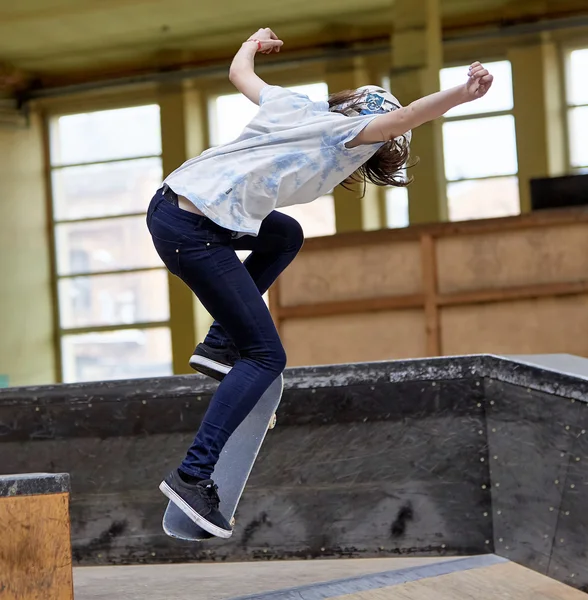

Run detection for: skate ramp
[[2, 353, 588, 594]]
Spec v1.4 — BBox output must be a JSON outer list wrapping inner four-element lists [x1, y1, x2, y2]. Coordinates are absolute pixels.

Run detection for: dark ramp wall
[[1, 355, 588, 592], [0, 361, 490, 563]]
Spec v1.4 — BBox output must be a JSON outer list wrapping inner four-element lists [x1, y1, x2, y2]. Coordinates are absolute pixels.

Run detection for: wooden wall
[[270, 209, 588, 366], [0, 492, 73, 599]]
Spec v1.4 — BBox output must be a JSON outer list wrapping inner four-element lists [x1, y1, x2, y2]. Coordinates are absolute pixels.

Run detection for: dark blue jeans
[[146, 188, 303, 478]]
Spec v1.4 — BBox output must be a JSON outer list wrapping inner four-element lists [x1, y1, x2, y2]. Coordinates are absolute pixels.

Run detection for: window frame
[[44, 102, 171, 383]]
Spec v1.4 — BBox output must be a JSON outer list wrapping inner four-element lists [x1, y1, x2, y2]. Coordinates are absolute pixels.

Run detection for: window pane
[[292, 82, 329, 102], [441, 60, 513, 118], [211, 83, 328, 146], [569, 106, 588, 168], [386, 187, 409, 228], [51, 105, 161, 166], [448, 177, 520, 222], [58, 270, 169, 329], [55, 216, 161, 276], [443, 115, 518, 181], [212, 94, 258, 147], [569, 49, 588, 106], [61, 327, 172, 383], [52, 157, 162, 221], [277, 195, 335, 238]]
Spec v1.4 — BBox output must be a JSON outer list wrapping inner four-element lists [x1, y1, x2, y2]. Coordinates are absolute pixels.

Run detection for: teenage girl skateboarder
[[148, 27, 494, 539]]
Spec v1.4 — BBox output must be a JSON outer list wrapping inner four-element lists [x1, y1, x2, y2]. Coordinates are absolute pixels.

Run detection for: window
[[209, 82, 335, 238], [49, 105, 172, 383], [440, 61, 520, 222], [567, 48, 588, 171], [386, 185, 409, 229], [379, 77, 410, 229]]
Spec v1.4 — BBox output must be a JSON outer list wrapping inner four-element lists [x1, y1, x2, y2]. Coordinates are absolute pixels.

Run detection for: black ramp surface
[[548, 403, 588, 591], [486, 380, 580, 574], [0, 360, 492, 564], [240, 377, 490, 557]]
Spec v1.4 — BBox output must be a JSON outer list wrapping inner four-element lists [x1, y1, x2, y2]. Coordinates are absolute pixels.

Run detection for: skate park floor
[[73, 555, 586, 600], [74, 557, 449, 600]]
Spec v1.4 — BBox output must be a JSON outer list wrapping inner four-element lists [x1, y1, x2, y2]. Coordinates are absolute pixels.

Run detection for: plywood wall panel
[[280, 241, 422, 307], [283, 310, 426, 366], [436, 225, 588, 295], [0, 492, 73, 600], [441, 295, 588, 357]]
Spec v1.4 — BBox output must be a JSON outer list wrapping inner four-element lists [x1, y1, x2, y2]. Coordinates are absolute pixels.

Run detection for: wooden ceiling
[[0, 0, 587, 91]]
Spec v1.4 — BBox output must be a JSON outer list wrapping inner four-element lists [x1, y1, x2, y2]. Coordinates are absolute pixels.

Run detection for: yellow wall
[[0, 112, 56, 386]]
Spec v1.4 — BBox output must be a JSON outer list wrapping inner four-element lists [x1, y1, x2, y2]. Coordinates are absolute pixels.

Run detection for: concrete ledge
[[0, 472, 70, 496]]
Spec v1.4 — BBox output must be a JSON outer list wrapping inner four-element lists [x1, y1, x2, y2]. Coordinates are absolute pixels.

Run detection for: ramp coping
[[0, 472, 70, 496]]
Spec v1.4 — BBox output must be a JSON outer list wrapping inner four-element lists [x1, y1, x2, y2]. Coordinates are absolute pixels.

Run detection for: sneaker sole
[[189, 355, 232, 382], [159, 481, 233, 540]]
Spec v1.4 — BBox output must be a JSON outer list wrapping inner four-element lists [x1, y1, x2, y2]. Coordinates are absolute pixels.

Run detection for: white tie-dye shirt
[[164, 85, 385, 236]]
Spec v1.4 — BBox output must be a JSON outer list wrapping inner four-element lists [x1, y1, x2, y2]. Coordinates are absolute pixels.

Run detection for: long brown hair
[[328, 89, 417, 193]]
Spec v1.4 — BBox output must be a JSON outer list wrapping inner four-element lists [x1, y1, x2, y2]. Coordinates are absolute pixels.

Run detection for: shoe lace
[[202, 482, 221, 509]]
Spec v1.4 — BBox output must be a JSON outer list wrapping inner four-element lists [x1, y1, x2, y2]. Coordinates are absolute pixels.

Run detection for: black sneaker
[[159, 470, 232, 539], [189, 342, 239, 381]]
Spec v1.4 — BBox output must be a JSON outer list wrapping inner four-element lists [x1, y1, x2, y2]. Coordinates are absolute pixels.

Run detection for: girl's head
[[329, 85, 414, 189]]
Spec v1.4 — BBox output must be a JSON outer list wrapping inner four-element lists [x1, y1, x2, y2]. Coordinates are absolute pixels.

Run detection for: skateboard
[[162, 373, 284, 541]]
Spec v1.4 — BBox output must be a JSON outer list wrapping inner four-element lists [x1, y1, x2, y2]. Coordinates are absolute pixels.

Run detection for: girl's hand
[[464, 62, 494, 101], [246, 28, 284, 54]]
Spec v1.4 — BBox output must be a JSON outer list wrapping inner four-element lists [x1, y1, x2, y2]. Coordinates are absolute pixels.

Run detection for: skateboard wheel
[[268, 414, 277, 429], [230, 517, 236, 527]]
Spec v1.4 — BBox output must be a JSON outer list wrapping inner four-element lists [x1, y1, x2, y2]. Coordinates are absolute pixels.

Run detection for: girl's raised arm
[[349, 62, 494, 146], [229, 28, 283, 105]]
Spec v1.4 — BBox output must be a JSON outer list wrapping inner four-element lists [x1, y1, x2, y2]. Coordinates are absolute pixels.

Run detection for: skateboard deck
[[162, 373, 284, 541]]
